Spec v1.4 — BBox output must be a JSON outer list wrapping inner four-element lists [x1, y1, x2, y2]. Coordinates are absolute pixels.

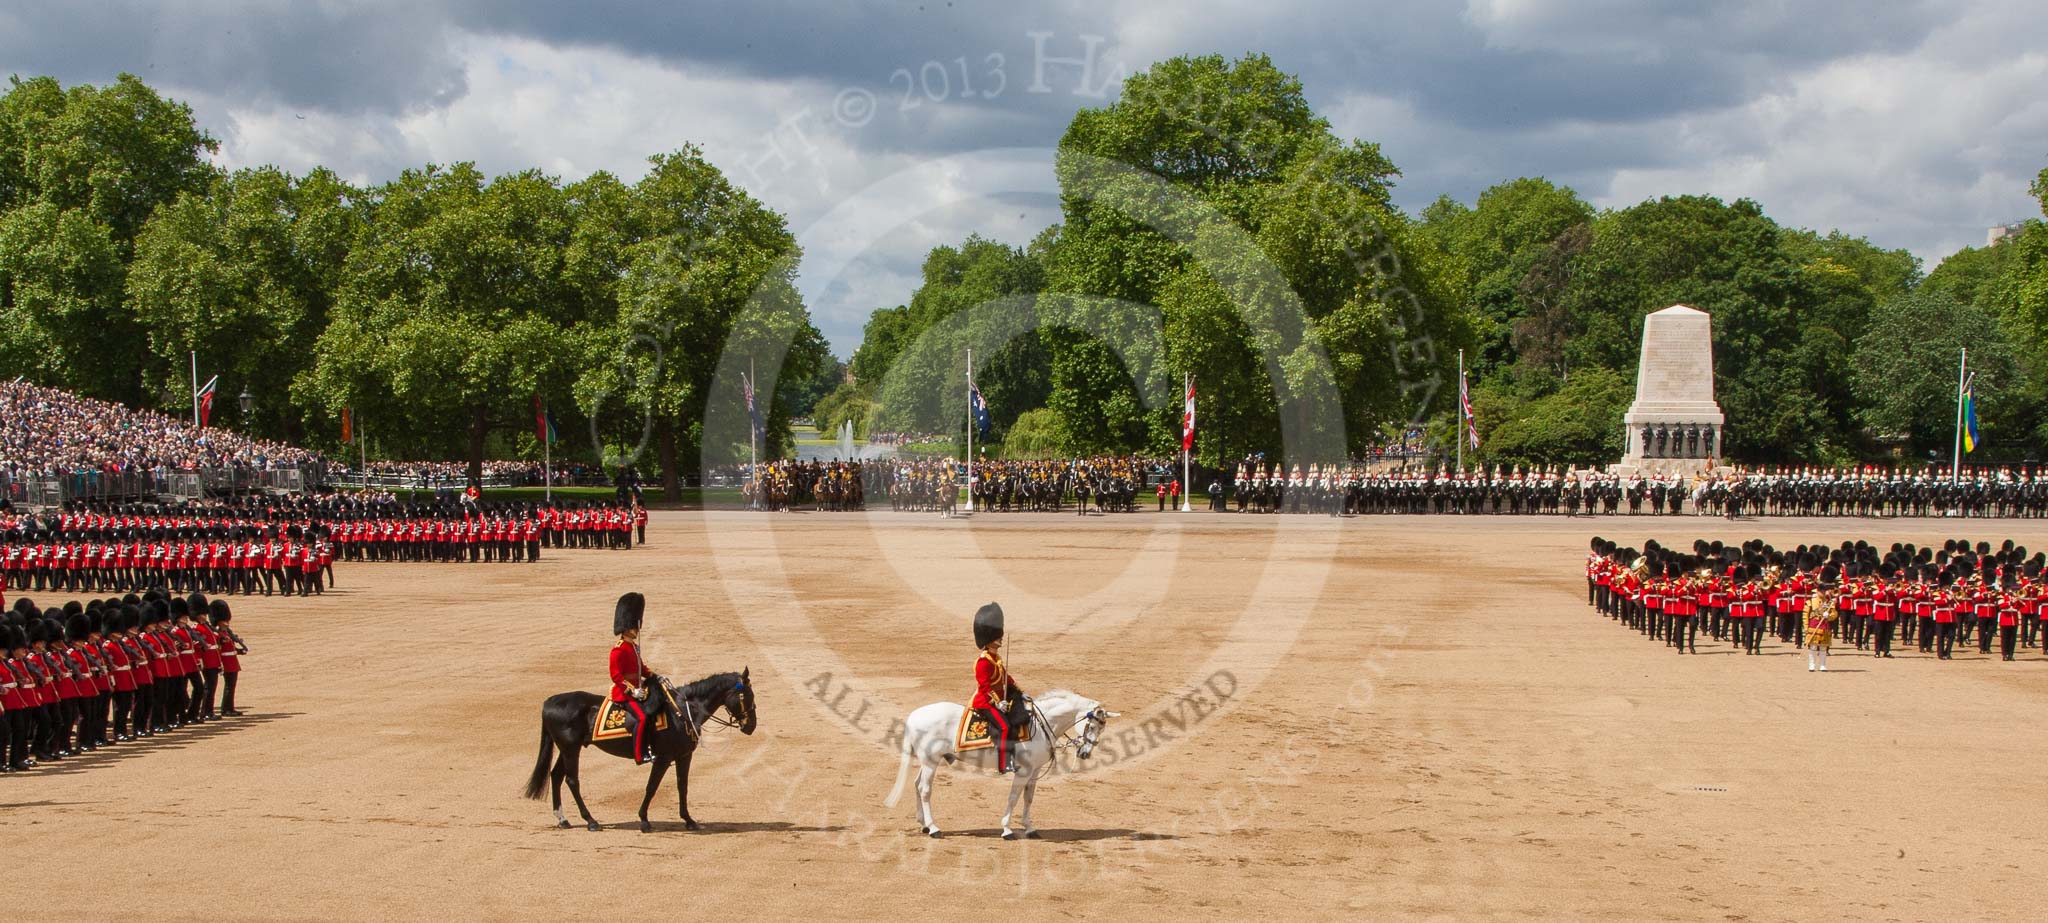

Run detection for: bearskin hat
[[66, 613, 91, 643], [973, 602, 1005, 649], [613, 592, 645, 635], [209, 599, 232, 623]]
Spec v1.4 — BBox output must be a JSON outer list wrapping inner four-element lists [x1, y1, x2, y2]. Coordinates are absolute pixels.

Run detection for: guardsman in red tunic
[[104, 607, 137, 740], [213, 600, 246, 716], [609, 593, 659, 763], [4, 623, 35, 770], [195, 603, 225, 719], [971, 602, 1025, 774]]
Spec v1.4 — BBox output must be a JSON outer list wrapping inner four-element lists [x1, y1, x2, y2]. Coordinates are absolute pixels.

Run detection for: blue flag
[[969, 383, 991, 437]]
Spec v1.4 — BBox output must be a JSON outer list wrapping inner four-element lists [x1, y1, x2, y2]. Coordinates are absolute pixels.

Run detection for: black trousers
[[220, 672, 239, 713], [201, 668, 221, 717], [1937, 622, 1955, 658], [1874, 619, 1895, 656], [1979, 618, 1995, 653], [184, 672, 207, 722], [2000, 624, 2018, 659], [6, 709, 29, 766], [112, 689, 133, 737], [1919, 617, 1936, 651]]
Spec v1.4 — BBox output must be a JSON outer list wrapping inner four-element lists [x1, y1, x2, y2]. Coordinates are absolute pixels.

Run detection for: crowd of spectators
[[1, 383, 326, 499]]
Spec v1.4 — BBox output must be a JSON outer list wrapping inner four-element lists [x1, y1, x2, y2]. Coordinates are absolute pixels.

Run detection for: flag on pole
[[743, 373, 763, 441], [1181, 376, 1196, 453], [532, 396, 557, 444], [1459, 368, 1480, 450], [1962, 373, 1980, 453], [341, 407, 354, 444], [196, 375, 219, 428], [969, 381, 992, 437]]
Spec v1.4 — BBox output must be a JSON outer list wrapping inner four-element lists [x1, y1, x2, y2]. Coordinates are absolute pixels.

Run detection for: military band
[[1587, 536, 2045, 664]]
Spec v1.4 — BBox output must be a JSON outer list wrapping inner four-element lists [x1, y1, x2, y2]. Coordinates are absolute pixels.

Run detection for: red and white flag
[[196, 375, 219, 429], [1181, 375, 1196, 453], [1459, 369, 1479, 450]]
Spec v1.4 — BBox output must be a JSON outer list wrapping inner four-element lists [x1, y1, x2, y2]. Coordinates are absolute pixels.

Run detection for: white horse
[[885, 689, 1116, 839]]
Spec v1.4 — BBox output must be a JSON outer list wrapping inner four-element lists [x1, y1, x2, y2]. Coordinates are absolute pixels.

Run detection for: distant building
[[1987, 222, 2028, 246]]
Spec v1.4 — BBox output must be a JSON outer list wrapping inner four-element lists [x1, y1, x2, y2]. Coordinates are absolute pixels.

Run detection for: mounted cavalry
[[522, 593, 757, 832]]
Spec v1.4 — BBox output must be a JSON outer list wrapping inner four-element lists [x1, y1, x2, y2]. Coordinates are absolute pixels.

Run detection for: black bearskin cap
[[973, 602, 1005, 649], [209, 599, 232, 623], [613, 592, 645, 635]]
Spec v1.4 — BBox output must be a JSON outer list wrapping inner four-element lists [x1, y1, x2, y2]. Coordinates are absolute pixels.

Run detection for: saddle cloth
[[593, 695, 670, 742], [956, 706, 1032, 751]]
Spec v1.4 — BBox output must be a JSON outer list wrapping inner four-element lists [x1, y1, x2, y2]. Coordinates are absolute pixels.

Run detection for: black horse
[[523, 669, 757, 832]]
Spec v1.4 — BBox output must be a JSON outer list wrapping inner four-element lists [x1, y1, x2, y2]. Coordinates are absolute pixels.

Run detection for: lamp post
[[237, 389, 254, 498]]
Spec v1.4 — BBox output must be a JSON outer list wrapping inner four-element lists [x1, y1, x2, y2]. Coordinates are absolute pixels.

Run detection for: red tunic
[[971, 651, 1016, 710], [196, 623, 223, 670], [609, 641, 644, 703]]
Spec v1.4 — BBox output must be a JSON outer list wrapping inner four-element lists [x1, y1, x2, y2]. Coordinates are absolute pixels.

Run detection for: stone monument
[[1613, 304, 1724, 476]]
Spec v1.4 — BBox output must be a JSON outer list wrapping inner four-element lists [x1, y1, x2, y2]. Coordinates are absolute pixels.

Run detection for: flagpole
[[1457, 349, 1465, 474], [965, 347, 975, 513], [749, 358, 758, 476], [543, 405, 553, 503], [190, 351, 200, 428], [359, 415, 367, 492], [1181, 371, 1192, 512], [1952, 347, 1966, 484]]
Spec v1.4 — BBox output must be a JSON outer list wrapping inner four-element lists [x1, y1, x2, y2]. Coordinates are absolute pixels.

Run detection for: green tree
[[0, 74, 217, 403], [1852, 288, 2019, 453], [296, 163, 595, 484], [871, 235, 1048, 435], [1473, 366, 1632, 467], [1419, 178, 1594, 379], [128, 166, 362, 442], [572, 149, 825, 493], [1044, 53, 1463, 463]]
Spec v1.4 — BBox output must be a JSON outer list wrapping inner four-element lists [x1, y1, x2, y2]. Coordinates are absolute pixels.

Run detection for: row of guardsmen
[[0, 592, 247, 772], [1, 525, 332, 597]]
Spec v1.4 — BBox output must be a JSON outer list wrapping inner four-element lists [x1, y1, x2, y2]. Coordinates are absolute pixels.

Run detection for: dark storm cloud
[[0, 1, 467, 114]]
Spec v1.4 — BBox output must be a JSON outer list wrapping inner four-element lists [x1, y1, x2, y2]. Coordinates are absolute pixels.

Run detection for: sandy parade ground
[[10, 509, 2048, 922]]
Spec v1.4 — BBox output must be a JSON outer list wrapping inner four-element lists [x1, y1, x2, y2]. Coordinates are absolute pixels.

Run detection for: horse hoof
[[1024, 830, 1042, 839], [639, 822, 652, 834], [927, 830, 942, 839], [684, 820, 702, 831], [586, 821, 602, 832], [556, 820, 572, 829], [1001, 831, 1017, 841]]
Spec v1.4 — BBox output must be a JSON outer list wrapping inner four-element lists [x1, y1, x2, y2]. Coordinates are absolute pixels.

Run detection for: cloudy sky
[[4, 1, 2042, 356]]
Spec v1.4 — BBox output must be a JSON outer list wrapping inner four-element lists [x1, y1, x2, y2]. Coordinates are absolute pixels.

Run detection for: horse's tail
[[883, 730, 914, 809], [523, 725, 555, 801]]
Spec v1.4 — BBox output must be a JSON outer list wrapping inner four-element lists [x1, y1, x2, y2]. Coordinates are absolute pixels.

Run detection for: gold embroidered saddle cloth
[[956, 706, 1033, 751], [593, 694, 671, 742]]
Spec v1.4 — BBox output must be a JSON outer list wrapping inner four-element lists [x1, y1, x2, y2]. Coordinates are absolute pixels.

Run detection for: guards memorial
[[1615, 304, 1725, 476]]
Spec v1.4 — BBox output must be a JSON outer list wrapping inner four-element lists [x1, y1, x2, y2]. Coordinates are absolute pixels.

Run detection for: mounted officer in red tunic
[[971, 602, 1026, 774], [609, 592, 660, 764]]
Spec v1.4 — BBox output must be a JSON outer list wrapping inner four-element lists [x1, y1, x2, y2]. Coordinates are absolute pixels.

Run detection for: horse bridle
[[1041, 703, 1109, 757], [693, 678, 752, 732]]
